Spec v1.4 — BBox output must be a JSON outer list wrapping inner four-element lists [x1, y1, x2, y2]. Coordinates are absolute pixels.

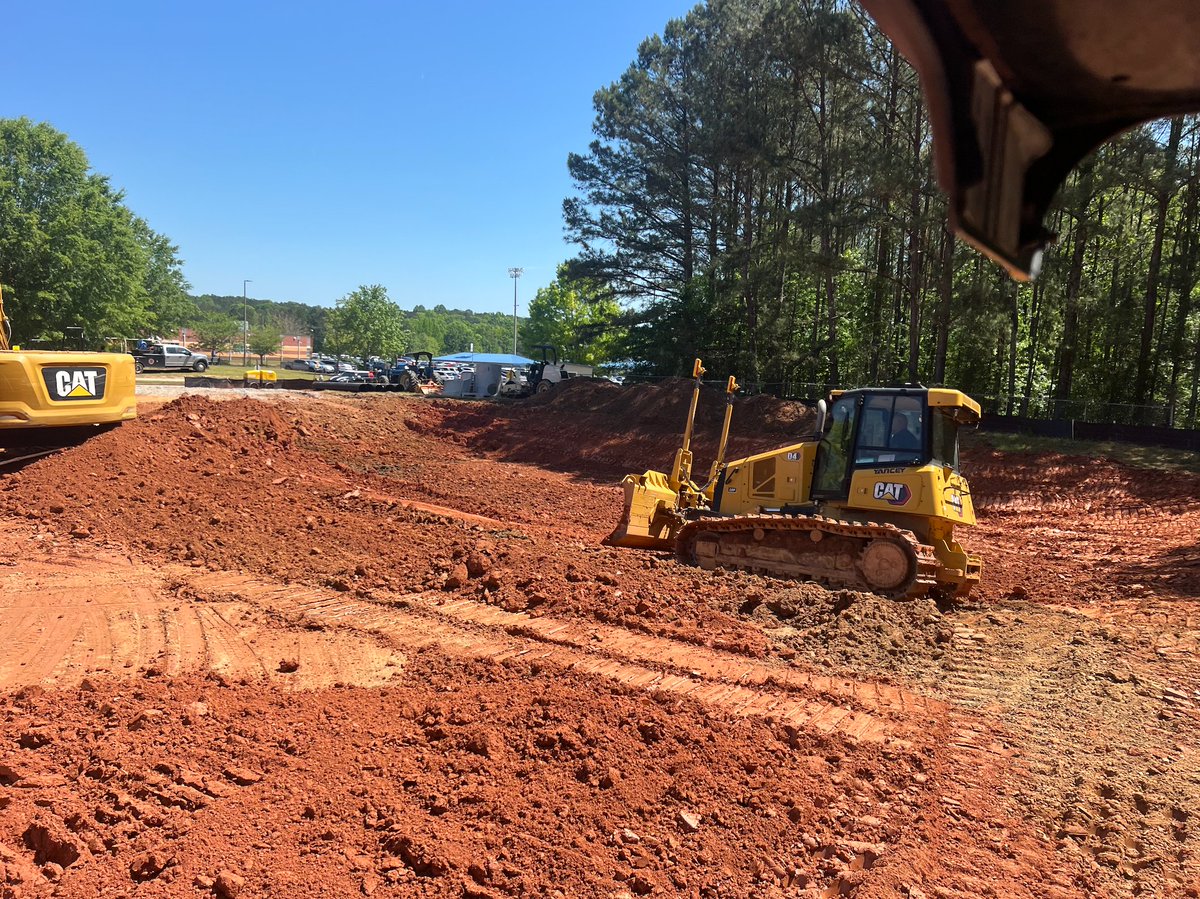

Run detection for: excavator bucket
[[602, 471, 682, 550]]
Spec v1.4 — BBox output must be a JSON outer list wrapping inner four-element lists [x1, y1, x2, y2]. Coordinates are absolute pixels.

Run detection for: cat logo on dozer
[[42, 367, 107, 401]]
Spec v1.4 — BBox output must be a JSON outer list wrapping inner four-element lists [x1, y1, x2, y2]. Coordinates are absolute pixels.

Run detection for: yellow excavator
[[605, 360, 981, 599], [0, 284, 137, 438]]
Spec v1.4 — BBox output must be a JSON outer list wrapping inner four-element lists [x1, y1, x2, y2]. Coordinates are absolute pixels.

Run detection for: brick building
[[173, 328, 313, 365]]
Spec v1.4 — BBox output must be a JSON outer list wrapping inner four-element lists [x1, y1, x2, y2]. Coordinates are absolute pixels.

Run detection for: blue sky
[[2, 0, 692, 314]]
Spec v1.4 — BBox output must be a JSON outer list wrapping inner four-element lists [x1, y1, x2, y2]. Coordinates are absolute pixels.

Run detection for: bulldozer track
[[1090, 601, 1200, 683], [927, 604, 1200, 896], [413, 593, 937, 719], [676, 514, 941, 598]]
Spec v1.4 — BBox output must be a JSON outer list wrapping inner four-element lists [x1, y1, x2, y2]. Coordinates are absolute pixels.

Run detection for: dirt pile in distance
[[531, 376, 814, 437], [438, 378, 816, 478], [0, 396, 473, 592]]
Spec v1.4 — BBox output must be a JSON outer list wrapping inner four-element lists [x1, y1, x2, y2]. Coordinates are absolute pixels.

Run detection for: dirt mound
[[428, 380, 814, 480], [0, 395, 774, 656], [0, 396, 472, 593], [0, 653, 939, 899], [532, 377, 814, 437], [740, 585, 952, 676]]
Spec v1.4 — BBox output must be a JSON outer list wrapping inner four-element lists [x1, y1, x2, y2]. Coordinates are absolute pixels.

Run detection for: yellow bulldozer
[[605, 360, 981, 599], [0, 284, 137, 439]]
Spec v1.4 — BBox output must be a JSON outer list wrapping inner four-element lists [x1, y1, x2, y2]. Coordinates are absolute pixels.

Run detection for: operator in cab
[[890, 411, 921, 451]]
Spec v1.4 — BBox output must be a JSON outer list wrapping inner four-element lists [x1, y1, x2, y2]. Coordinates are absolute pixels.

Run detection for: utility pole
[[242, 279, 253, 365], [508, 268, 523, 355]]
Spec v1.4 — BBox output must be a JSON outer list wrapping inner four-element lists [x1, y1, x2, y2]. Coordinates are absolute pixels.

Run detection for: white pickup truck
[[132, 343, 210, 374]]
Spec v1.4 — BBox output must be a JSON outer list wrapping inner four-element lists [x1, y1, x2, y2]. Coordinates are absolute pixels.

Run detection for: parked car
[[283, 359, 312, 371], [132, 343, 210, 374]]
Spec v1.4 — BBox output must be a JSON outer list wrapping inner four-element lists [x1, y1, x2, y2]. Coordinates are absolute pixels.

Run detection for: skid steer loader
[[605, 360, 981, 599]]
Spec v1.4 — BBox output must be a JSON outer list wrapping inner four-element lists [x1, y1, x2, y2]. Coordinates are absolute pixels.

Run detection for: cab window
[[931, 410, 960, 469], [854, 395, 924, 466], [812, 395, 857, 497]]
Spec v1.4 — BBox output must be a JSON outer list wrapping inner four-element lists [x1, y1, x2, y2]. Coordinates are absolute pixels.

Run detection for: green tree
[[441, 319, 477, 353], [522, 266, 625, 364], [0, 118, 176, 344], [192, 313, 241, 362], [562, 0, 1200, 423], [406, 310, 445, 355], [327, 284, 410, 361], [133, 218, 194, 333], [248, 326, 282, 368]]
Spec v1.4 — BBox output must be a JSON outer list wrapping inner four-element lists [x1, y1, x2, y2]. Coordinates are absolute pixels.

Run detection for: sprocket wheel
[[859, 538, 916, 594]]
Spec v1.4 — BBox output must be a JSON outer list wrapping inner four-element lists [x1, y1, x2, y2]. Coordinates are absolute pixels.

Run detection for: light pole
[[508, 267, 523, 355], [242, 279, 253, 365]]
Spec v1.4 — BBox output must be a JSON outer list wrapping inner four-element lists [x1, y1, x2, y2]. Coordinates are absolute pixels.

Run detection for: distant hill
[[189, 294, 522, 355]]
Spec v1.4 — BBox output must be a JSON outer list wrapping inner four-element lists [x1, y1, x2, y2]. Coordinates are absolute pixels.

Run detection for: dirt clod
[[214, 869, 246, 898]]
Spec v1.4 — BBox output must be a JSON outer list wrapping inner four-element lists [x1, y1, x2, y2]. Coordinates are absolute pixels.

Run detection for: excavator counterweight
[[0, 284, 137, 437]]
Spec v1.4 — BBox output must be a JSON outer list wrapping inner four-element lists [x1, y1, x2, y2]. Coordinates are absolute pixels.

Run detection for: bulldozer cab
[[812, 387, 979, 501]]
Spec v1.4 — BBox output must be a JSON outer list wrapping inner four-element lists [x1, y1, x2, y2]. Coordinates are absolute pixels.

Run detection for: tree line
[[0, 117, 532, 365], [189, 291, 524, 361], [563, 0, 1200, 426]]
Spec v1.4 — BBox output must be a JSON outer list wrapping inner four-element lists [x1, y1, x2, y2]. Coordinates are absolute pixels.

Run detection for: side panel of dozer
[[0, 351, 137, 429], [603, 470, 680, 550]]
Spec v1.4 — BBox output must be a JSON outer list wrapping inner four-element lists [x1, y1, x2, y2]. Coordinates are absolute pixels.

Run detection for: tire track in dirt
[[1092, 600, 1200, 692], [0, 525, 407, 691], [414, 594, 937, 721], [0, 604, 82, 686], [194, 605, 272, 682], [185, 570, 913, 745], [0, 606, 38, 685]]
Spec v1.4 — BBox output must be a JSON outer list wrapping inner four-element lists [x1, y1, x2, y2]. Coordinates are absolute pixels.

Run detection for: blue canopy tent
[[433, 352, 535, 366], [433, 352, 534, 398]]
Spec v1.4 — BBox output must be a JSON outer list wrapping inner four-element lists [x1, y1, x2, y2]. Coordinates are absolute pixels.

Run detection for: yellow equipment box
[[243, 369, 277, 386]]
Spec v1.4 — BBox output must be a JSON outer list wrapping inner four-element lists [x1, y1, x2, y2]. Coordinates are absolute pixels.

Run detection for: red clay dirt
[[1, 386, 1198, 898]]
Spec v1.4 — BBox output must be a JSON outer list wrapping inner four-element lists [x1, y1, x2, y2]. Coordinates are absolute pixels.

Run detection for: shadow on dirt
[[1116, 542, 1200, 597]]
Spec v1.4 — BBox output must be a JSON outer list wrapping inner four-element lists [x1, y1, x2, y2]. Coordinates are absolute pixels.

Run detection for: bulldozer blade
[[603, 471, 681, 552], [602, 522, 676, 551]]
